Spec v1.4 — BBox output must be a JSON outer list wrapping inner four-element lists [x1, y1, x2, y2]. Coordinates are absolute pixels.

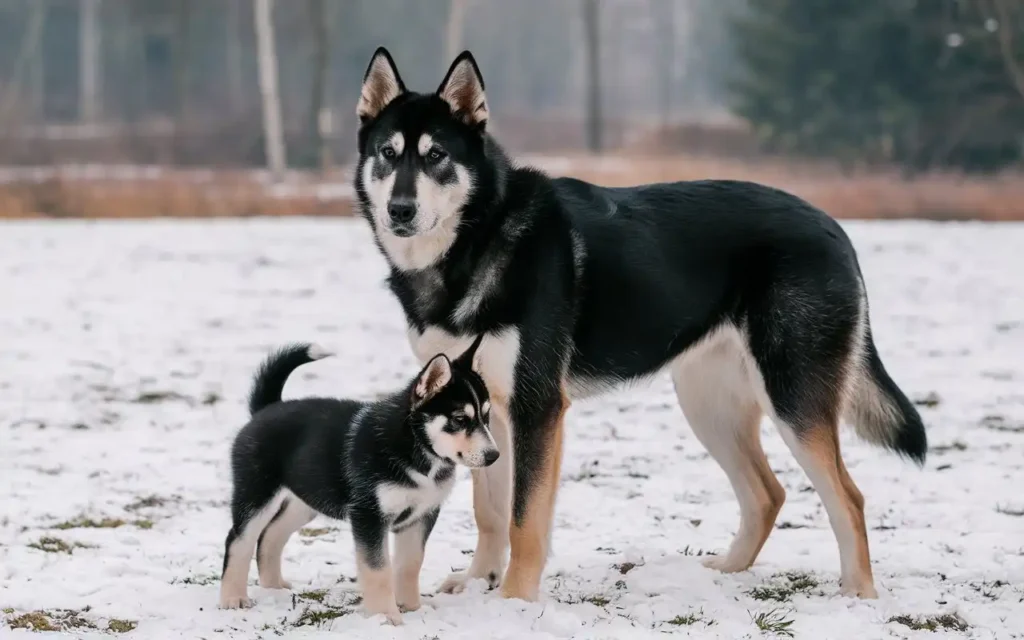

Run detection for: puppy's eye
[[426, 148, 446, 163], [381, 147, 397, 160], [450, 414, 468, 428]]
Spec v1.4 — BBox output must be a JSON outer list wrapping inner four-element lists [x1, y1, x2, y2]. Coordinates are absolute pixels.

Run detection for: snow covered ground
[[1, 219, 1022, 639]]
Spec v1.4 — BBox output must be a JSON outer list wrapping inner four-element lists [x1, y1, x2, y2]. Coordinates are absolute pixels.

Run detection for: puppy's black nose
[[388, 201, 416, 225], [483, 449, 500, 466]]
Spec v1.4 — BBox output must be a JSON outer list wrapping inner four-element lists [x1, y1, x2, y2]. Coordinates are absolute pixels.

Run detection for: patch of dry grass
[[0, 170, 351, 219]]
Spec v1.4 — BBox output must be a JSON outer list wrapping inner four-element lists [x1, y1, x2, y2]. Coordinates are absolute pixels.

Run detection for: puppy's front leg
[[393, 509, 439, 612], [351, 508, 401, 625]]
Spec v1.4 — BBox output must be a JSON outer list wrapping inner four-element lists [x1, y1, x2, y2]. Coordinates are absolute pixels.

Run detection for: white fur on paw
[[437, 571, 470, 594], [840, 582, 878, 599], [219, 595, 253, 609], [259, 577, 292, 590], [383, 609, 403, 626], [700, 555, 748, 574]]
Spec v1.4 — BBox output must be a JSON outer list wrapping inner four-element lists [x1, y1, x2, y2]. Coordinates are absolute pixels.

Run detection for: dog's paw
[[437, 568, 501, 594], [218, 594, 253, 609], [258, 577, 292, 590], [700, 554, 749, 574], [396, 596, 421, 613], [437, 571, 470, 594], [380, 608, 403, 626], [840, 581, 878, 599]]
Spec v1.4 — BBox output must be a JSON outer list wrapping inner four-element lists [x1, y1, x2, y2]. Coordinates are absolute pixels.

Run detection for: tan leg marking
[[501, 392, 568, 602], [778, 421, 876, 598], [393, 522, 426, 612], [356, 545, 402, 625]]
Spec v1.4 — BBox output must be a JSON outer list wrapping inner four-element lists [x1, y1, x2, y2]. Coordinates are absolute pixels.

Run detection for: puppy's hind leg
[[671, 331, 786, 573], [220, 489, 286, 609], [257, 496, 316, 590]]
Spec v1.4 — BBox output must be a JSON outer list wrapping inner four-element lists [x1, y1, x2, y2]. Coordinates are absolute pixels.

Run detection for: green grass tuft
[[27, 536, 94, 554], [887, 613, 969, 632], [108, 618, 138, 633], [751, 608, 795, 637]]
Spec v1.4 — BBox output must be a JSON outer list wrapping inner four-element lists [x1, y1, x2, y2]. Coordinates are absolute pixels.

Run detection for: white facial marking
[[460, 426, 499, 468], [464, 404, 475, 419], [418, 133, 434, 156], [425, 415, 458, 461], [482, 400, 490, 416], [387, 131, 405, 156]]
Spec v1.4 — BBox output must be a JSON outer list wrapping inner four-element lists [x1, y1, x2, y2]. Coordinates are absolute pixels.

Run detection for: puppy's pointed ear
[[436, 51, 488, 129], [413, 354, 453, 403], [453, 334, 485, 372], [358, 47, 406, 124]]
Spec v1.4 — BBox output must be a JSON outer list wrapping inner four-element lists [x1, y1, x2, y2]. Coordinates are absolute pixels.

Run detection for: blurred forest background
[[1, 0, 1023, 219]]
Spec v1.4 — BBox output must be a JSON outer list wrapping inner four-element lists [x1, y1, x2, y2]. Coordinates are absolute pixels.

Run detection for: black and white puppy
[[218, 336, 496, 624]]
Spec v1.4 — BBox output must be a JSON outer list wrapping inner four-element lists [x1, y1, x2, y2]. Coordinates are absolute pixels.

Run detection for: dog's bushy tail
[[248, 344, 333, 415], [846, 332, 927, 464]]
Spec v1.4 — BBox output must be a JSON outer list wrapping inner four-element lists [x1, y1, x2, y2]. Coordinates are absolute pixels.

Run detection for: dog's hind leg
[[775, 420, 875, 598], [747, 278, 877, 598], [671, 328, 785, 573], [257, 496, 316, 590], [219, 490, 286, 609]]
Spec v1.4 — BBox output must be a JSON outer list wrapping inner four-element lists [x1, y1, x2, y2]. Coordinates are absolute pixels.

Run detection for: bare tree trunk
[[308, 0, 331, 171], [652, 0, 675, 129], [1, 1, 49, 123], [445, 0, 469, 62], [79, 0, 102, 124], [174, 0, 192, 163], [582, 0, 603, 153], [255, 0, 286, 181], [227, 0, 245, 114], [986, 0, 1024, 101]]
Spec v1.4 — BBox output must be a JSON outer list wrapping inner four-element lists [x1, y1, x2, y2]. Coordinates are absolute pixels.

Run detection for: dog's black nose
[[483, 449, 500, 466], [388, 201, 416, 224]]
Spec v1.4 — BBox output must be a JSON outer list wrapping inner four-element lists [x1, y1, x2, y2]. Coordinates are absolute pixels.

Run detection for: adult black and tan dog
[[353, 47, 926, 602]]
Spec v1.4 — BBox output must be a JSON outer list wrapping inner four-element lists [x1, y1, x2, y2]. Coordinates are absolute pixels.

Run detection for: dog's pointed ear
[[413, 354, 453, 403], [436, 51, 488, 130], [453, 334, 485, 371], [358, 47, 406, 124]]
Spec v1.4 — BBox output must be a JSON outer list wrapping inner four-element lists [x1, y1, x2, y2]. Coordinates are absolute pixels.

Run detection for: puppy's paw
[[218, 594, 253, 609], [700, 554, 749, 574], [380, 608, 403, 626]]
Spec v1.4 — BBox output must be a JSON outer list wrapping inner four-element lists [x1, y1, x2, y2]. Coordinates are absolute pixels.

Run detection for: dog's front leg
[[393, 509, 439, 612], [438, 403, 513, 594], [500, 325, 571, 602], [351, 508, 401, 625]]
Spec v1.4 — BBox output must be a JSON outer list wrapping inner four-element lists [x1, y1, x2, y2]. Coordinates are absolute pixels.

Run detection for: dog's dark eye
[[381, 147, 396, 160], [450, 414, 468, 428], [427, 148, 446, 163]]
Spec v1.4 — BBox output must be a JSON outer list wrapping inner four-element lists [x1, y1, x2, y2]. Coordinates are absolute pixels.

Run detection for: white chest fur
[[407, 326, 520, 402], [375, 462, 456, 526]]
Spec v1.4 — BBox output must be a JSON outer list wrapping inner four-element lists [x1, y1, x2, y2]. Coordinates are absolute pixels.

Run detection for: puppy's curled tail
[[846, 332, 927, 465], [248, 344, 333, 415]]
